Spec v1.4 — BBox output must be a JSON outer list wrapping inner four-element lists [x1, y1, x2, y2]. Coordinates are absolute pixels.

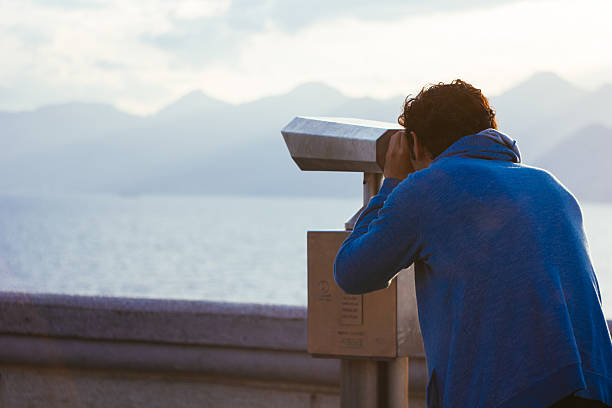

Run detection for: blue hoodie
[[334, 128, 612, 407]]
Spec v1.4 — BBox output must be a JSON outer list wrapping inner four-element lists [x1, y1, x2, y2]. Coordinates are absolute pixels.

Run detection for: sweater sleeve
[[333, 176, 422, 294]]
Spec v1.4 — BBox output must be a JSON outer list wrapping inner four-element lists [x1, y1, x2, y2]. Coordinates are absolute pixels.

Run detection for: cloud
[[1, 0, 612, 114], [94, 59, 127, 71], [142, 0, 538, 65], [141, 18, 241, 65], [7, 24, 48, 47], [30, 0, 105, 9], [224, 0, 522, 32]]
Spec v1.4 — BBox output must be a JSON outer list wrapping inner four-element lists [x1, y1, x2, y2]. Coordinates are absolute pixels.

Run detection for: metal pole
[[340, 172, 409, 408], [344, 172, 384, 231], [363, 172, 383, 205]]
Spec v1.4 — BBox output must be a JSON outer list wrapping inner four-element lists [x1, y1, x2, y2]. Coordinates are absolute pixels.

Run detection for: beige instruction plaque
[[307, 230, 424, 358]]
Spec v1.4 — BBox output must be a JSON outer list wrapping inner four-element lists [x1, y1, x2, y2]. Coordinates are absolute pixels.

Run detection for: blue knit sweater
[[334, 128, 612, 407]]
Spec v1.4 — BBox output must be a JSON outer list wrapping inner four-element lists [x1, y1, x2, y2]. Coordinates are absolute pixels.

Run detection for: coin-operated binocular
[[281, 116, 424, 359]]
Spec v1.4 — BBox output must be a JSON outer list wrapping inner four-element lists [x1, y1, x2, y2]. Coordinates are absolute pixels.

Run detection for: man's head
[[398, 79, 497, 169]]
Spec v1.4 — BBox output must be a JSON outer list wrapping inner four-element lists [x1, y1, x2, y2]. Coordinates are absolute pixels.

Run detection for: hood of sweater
[[431, 128, 521, 164]]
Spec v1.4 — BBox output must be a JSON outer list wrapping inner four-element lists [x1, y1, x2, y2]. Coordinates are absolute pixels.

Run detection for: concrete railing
[[0, 291, 427, 407], [1, 291, 608, 407]]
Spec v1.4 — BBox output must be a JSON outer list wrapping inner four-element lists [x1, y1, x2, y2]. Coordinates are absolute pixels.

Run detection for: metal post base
[[341, 357, 409, 408]]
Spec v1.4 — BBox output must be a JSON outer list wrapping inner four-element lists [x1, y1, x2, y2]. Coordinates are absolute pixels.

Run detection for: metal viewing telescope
[[281, 116, 403, 230], [281, 116, 425, 408]]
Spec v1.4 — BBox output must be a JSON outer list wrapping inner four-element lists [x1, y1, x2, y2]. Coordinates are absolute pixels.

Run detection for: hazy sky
[[1, 0, 612, 114]]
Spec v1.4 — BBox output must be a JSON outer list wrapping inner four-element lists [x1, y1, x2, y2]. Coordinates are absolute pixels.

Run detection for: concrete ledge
[[0, 291, 607, 407], [0, 292, 344, 407], [0, 291, 307, 351], [0, 364, 342, 408], [0, 334, 339, 386], [0, 291, 335, 387]]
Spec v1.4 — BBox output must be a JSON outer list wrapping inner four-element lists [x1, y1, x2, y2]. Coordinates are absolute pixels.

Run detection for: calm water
[[0, 194, 610, 318]]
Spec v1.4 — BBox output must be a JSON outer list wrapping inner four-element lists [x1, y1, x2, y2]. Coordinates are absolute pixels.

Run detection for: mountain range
[[0, 72, 610, 202]]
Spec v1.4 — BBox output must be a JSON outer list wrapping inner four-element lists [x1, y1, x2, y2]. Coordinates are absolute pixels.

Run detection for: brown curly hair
[[398, 79, 497, 159]]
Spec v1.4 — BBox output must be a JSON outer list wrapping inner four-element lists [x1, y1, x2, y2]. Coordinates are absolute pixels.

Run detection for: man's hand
[[383, 130, 414, 180]]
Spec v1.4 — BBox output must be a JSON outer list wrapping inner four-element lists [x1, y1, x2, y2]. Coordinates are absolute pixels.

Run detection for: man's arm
[[334, 129, 423, 294], [333, 175, 422, 294]]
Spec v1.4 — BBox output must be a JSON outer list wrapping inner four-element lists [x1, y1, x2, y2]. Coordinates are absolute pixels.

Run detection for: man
[[333, 79, 612, 407]]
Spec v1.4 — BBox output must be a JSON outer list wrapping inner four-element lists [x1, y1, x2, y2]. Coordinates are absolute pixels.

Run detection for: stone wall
[[0, 292, 425, 407], [1, 292, 607, 407]]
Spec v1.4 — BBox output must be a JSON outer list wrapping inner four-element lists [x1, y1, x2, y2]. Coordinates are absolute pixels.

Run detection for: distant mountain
[[490, 72, 585, 160], [329, 96, 404, 123], [0, 82, 365, 197], [154, 90, 232, 121], [0, 102, 142, 160], [490, 72, 612, 162], [534, 124, 612, 202], [128, 82, 364, 198], [0, 72, 610, 200], [493, 72, 586, 116]]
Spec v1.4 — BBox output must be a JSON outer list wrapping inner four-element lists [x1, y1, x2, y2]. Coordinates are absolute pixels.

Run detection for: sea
[[0, 193, 610, 318]]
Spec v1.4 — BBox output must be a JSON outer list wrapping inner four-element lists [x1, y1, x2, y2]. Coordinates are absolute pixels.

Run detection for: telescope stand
[[341, 358, 410, 408], [340, 173, 410, 407]]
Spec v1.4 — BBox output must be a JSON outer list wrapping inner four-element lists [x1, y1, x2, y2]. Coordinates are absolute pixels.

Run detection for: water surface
[[0, 194, 610, 318]]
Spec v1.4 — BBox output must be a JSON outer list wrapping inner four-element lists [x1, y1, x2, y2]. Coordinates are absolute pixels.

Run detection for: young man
[[333, 80, 612, 408]]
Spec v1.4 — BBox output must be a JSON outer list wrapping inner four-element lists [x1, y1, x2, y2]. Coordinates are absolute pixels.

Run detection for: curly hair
[[398, 79, 497, 159]]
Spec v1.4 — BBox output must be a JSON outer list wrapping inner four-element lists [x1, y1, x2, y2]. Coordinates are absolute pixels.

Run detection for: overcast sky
[[1, 0, 612, 114]]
